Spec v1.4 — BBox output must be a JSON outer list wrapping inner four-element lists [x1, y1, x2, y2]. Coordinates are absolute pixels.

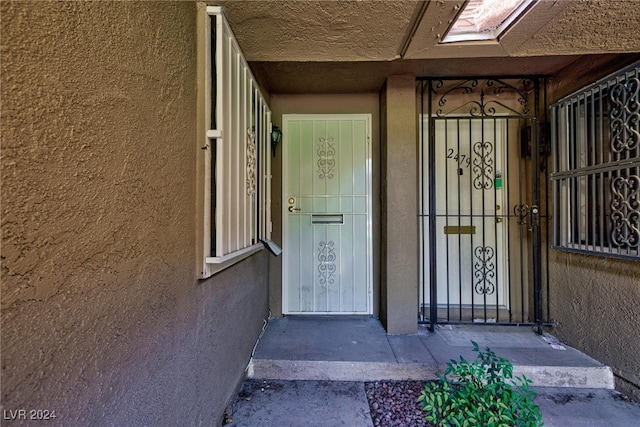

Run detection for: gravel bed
[[364, 380, 432, 427]]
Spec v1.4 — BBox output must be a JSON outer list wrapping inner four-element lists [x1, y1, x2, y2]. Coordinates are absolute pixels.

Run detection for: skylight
[[442, 0, 534, 43]]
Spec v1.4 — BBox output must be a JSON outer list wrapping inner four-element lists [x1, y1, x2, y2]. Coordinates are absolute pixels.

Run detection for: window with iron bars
[[196, 6, 273, 278], [550, 61, 639, 260]]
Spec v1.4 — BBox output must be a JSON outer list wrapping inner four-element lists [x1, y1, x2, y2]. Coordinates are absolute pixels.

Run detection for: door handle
[[288, 206, 301, 212]]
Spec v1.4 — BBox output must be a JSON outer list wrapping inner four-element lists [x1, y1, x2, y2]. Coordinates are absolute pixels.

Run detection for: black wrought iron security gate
[[418, 77, 551, 332]]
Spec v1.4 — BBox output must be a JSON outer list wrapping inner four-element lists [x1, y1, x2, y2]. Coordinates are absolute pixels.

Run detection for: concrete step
[[248, 359, 440, 382], [247, 318, 614, 389], [248, 359, 613, 389]]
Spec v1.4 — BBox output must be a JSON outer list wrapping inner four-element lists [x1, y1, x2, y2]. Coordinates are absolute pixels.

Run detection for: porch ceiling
[[213, 0, 640, 93]]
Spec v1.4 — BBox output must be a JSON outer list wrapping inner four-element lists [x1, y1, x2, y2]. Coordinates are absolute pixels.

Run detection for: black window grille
[[550, 61, 640, 260]]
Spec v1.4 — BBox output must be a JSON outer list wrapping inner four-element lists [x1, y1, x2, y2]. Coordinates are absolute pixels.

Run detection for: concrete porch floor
[[248, 317, 614, 389]]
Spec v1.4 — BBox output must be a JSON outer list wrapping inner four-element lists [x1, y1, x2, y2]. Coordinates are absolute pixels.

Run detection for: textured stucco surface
[[217, 0, 640, 63], [217, 0, 417, 62], [213, 0, 640, 94], [516, 0, 640, 56], [548, 252, 640, 400], [1, 1, 269, 424], [380, 76, 418, 334]]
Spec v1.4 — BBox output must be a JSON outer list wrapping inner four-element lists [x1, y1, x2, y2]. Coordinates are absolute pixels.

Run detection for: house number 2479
[[447, 149, 471, 167]]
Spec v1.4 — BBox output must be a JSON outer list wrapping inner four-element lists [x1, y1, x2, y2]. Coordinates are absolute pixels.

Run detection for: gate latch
[[530, 205, 540, 228]]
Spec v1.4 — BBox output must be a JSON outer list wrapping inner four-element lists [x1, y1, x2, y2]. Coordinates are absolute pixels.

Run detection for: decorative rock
[[364, 380, 431, 426]]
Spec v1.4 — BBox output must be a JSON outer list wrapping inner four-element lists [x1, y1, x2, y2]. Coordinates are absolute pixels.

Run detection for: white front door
[[423, 118, 510, 315], [283, 114, 372, 314]]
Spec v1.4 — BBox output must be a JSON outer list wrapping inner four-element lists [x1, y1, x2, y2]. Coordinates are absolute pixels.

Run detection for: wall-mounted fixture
[[271, 125, 282, 157]]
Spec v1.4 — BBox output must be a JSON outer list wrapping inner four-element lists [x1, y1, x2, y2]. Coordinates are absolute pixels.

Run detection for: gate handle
[[288, 206, 301, 212]]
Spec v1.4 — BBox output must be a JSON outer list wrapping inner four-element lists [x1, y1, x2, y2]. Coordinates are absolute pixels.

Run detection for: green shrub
[[418, 341, 543, 427]]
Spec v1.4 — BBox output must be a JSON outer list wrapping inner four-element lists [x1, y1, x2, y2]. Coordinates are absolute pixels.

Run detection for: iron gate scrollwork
[[514, 204, 530, 225], [473, 246, 496, 295], [473, 141, 494, 190], [433, 78, 534, 118]]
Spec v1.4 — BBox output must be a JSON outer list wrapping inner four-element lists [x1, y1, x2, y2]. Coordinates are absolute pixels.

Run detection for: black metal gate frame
[[417, 76, 552, 333]]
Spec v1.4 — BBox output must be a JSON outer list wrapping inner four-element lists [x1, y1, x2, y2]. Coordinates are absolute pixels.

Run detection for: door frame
[[282, 113, 373, 315]]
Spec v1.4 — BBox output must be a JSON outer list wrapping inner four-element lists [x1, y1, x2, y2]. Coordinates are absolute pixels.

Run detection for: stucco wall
[[548, 252, 640, 399], [1, 1, 269, 424], [547, 56, 640, 401], [380, 75, 418, 334]]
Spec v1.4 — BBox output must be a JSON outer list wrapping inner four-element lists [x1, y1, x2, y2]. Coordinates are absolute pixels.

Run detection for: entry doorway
[[430, 118, 511, 310], [418, 77, 550, 329], [282, 114, 373, 314]]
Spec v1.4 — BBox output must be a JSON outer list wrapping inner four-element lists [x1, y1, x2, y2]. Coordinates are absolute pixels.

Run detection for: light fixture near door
[[441, 0, 534, 43], [271, 125, 282, 157]]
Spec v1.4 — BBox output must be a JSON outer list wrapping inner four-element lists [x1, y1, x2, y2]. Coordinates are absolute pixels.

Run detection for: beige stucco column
[[380, 75, 418, 334]]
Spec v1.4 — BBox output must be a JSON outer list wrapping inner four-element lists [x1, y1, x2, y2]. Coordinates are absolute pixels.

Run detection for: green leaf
[[418, 342, 543, 427]]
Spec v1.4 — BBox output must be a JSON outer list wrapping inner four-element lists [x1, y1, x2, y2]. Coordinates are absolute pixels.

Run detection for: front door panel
[[434, 118, 509, 308], [283, 115, 372, 314]]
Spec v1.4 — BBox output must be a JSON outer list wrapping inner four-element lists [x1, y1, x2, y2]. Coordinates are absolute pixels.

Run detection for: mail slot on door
[[443, 225, 476, 234], [312, 214, 344, 225]]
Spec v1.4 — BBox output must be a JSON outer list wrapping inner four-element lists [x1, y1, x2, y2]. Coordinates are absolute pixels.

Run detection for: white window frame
[[196, 5, 272, 278]]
